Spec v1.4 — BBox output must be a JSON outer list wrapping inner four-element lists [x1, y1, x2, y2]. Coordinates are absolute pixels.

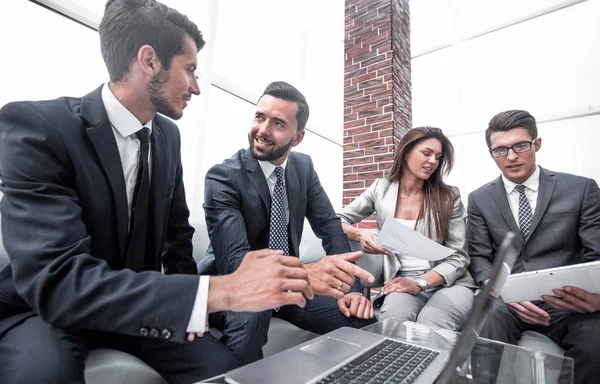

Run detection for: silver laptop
[[225, 232, 518, 384]]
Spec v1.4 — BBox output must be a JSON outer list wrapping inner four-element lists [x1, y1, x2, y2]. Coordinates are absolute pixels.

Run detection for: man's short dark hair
[[262, 81, 310, 130], [99, 0, 205, 82], [485, 110, 538, 148]]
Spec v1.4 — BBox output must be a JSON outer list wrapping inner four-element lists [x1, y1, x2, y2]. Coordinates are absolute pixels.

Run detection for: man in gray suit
[[467, 110, 600, 383], [203, 81, 377, 365]]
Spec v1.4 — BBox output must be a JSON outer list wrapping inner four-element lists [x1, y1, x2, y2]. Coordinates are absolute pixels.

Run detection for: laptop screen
[[433, 232, 518, 384]]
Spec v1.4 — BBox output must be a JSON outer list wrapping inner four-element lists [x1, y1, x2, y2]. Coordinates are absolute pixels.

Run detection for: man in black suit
[[203, 81, 377, 365], [0, 1, 313, 383], [467, 110, 600, 383]]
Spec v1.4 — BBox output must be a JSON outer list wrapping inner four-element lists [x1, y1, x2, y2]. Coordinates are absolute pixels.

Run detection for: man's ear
[[534, 137, 542, 152], [292, 129, 305, 147], [137, 45, 162, 76]]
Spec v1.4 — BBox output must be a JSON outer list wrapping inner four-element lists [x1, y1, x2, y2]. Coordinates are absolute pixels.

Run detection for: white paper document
[[376, 216, 455, 261]]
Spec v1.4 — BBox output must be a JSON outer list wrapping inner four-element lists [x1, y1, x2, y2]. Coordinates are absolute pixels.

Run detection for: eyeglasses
[[489, 139, 537, 158]]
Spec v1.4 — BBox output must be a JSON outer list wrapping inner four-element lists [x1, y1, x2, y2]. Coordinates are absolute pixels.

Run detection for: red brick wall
[[343, 0, 411, 229]]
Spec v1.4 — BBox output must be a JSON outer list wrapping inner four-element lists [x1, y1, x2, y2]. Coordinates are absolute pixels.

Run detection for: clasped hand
[[382, 277, 422, 295], [337, 293, 374, 319]]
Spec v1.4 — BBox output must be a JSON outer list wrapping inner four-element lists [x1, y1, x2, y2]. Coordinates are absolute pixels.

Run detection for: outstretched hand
[[304, 251, 375, 299]]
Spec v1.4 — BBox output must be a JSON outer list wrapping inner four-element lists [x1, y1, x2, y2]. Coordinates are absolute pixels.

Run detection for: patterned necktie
[[268, 166, 289, 255], [125, 128, 150, 272], [515, 184, 532, 239]]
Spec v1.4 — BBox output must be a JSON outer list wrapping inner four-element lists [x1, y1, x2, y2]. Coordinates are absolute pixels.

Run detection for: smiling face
[[489, 127, 541, 184], [404, 138, 443, 181], [147, 34, 200, 120], [248, 94, 305, 165]]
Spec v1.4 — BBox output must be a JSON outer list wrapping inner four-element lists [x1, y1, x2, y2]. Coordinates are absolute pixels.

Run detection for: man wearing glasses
[[466, 110, 600, 384]]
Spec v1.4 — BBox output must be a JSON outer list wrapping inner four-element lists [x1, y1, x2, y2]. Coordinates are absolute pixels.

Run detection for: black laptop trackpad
[[300, 337, 362, 361]]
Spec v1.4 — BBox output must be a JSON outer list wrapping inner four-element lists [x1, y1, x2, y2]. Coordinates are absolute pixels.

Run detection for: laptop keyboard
[[316, 339, 439, 384]]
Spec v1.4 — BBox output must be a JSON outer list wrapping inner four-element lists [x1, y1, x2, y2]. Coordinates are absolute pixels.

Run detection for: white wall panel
[[459, 0, 600, 132], [411, 48, 457, 134], [295, 132, 344, 211], [410, 0, 452, 54], [536, 115, 600, 183], [0, 0, 106, 106]]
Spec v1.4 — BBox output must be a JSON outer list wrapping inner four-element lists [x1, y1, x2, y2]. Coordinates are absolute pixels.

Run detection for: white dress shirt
[[101, 84, 208, 333], [502, 165, 540, 229], [258, 159, 290, 224]]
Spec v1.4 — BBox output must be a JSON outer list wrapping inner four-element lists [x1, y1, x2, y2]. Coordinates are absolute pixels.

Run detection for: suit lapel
[[491, 176, 521, 238], [285, 158, 301, 256], [527, 167, 556, 241], [81, 86, 129, 258], [244, 149, 271, 212], [148, 121, 168, 264]]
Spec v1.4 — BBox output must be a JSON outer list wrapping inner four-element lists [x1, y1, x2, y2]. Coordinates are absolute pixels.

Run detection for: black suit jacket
[[467, 167, 600, 284], [203, 148, 353, 278], [0, 85, 199, 342]]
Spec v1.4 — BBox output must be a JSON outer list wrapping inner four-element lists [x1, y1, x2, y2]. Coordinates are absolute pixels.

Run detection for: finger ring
[[338, 281, 343, 290]]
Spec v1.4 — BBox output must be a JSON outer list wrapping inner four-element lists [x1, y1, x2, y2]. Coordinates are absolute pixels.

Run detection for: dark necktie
[[125, 128, 150, 271], [515, 184, 532, 239], [268, 166, 289, 255]]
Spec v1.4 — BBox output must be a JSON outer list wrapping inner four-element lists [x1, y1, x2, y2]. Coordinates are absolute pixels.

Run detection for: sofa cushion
[[84, 348, 167, 384], [518, 330, 565, 356]]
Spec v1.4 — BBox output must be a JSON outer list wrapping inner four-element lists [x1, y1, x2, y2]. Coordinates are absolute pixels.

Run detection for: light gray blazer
[[339, 178, 476, 288]]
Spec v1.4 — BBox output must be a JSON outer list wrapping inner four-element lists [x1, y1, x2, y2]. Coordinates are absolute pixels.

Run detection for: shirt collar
[[502, 165, 540, 194], [258, 158, 288, 181], [101, 83, 153, 138]]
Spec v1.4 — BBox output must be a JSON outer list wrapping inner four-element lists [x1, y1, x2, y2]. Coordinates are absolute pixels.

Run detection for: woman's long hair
[[387, 127, 455, 237]]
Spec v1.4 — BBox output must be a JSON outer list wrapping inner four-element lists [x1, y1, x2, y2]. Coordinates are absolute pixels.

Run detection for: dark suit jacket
[[203, 148, 353, 279], [0, 85, 199, 342], [467, 167, 600, 284]]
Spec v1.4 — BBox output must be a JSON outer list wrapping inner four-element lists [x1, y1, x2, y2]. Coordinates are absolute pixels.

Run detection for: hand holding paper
[[376, 216, 455, 261]]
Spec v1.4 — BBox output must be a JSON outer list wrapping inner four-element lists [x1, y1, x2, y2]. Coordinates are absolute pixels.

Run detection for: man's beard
[[147, 69, 182, 120], [248, 133, 294, 162]]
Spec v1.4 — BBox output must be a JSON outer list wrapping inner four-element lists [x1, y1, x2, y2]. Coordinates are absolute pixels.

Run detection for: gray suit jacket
[[203, 148, 353, 278], [467, 167, 600, 285], [338, 178, 476, 288]]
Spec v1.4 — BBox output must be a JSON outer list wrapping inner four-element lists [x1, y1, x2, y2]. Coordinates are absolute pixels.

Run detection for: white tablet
[[501, 260, 600, 303]]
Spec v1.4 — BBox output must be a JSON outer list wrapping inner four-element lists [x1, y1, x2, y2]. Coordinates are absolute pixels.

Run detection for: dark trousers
[[475, 299, 600, 384], [0, 315, 240, 384], [211, 294, 377, 365]]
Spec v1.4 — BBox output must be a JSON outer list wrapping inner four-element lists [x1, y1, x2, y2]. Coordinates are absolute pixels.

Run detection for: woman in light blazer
[[339, 127, 476, 331]]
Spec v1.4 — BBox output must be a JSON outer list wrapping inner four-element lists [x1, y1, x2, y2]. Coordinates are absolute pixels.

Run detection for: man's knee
[[219, 311, 271, 365], [222, 311, 271, 340], [1, 354, 84, 384], [0, 317, 86, 383]]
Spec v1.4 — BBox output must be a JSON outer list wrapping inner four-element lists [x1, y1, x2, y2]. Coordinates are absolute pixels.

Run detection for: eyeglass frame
[[489, 138, 538, 158]]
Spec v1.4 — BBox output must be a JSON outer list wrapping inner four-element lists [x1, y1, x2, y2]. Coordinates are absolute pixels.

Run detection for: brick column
[[343, 0, 411, 229]]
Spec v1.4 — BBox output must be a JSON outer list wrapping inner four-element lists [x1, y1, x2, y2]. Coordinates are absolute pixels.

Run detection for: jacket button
[[161, 329, 172, 339], [139, 327, 149, 337], [149, 328, 160, 338]]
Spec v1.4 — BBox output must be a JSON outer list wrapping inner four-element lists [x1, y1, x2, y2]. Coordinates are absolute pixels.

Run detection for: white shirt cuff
[[186, 275, 210, 333]]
